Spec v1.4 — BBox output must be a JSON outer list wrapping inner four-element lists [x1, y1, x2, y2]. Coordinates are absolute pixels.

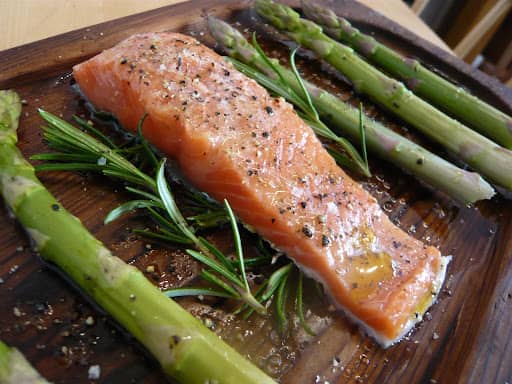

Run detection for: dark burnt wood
[[0, 1, 511, 383]]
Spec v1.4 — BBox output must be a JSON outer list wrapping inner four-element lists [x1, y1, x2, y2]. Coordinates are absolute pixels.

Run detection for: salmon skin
[[73, 32, 449, 347]]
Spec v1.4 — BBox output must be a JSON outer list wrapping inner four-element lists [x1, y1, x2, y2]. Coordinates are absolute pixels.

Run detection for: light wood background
[[0, 0, 451, 51]]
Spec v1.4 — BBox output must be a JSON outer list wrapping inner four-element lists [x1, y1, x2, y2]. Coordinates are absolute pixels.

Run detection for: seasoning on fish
[[73, 32, 450, 347]]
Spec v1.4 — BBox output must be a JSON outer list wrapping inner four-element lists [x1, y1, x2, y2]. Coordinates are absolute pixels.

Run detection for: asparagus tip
[[207, 16, 234, 49], [300, 0, 340, 29], [255, 0, 298, 29], [207, 17, 261, 65]]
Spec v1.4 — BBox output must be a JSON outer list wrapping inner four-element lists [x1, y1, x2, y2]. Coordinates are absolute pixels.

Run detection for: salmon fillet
[[73, 32, 449, 347]]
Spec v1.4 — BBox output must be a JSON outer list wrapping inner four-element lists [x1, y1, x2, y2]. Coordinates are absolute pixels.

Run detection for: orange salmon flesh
[[73, 32, 449, 347]]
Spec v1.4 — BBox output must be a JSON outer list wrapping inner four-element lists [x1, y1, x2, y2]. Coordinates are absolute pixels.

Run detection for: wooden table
[[0, 0, 451, 52]]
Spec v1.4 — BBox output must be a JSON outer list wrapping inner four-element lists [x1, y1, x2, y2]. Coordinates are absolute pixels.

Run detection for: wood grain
[[0, 0, 184, 51], [0, 1, 511, 383], [0, 0, 451, 52]]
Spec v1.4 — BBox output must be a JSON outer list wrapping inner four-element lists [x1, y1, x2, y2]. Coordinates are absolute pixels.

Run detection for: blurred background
[[405, 0, 512, 86]]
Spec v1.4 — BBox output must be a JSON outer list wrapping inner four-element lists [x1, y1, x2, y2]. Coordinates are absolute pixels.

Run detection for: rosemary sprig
[[35, 110, 155, 188], [34, 111, 262, 312], [34, 110, 319, 332], [227, 35, 370, 177]]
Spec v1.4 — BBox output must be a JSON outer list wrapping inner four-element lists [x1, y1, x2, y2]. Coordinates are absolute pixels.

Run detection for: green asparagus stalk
[[301, 1, 512, 149], [0, 341, 50, 384], [207, 17, 495, 204], [0, 89, 275, 384], [254, 0, 512, 191]]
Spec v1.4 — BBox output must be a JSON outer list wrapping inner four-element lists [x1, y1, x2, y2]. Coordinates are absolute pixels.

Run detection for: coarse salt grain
[[88, 365, 101, 380]]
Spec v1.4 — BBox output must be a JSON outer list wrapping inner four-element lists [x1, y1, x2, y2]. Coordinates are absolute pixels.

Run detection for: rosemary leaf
[[34, 163, 104, 173], [73, 115, 118, 149], [200, 269, 242, 299], [146, 207, 183, 234], [289, 48, 319, 121], [297, 272, 316, 336], [125, 186, 160, 201], [252, 33, 288, 88], [187, 249, 244, 289], [276, 270, 290, 334], [236, 255, 274, 268], [237, 282, 269, 318], [104, 199, 163, 224], [197, 237, 236, 274], [164, 287, 235, 299], [187, 211, 228, 228], [132, 229, 193, 245], [224, 200, 250, 292], [136, 113, 159, 171], [156, 160, 197, 242], [261, 263, 293, 302], [31, 152, 98, 163]]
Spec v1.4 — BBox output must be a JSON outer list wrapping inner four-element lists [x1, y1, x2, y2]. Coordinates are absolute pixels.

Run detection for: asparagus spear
[[254, 0, 512, 191], [0, 89, 275, 384], [207, 17, 495, 204], [0, 341, 50, 384], [301, 1, 512, 149]]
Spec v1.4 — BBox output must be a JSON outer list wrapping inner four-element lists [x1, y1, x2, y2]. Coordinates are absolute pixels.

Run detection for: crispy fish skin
[[73, 32, 449, 346]]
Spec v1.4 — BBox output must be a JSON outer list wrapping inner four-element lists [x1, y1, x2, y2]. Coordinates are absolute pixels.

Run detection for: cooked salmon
[[73, 32, 449, 347]]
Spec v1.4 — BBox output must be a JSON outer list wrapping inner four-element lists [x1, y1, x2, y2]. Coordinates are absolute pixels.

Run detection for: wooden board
[[1, 1, 511, 383]]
